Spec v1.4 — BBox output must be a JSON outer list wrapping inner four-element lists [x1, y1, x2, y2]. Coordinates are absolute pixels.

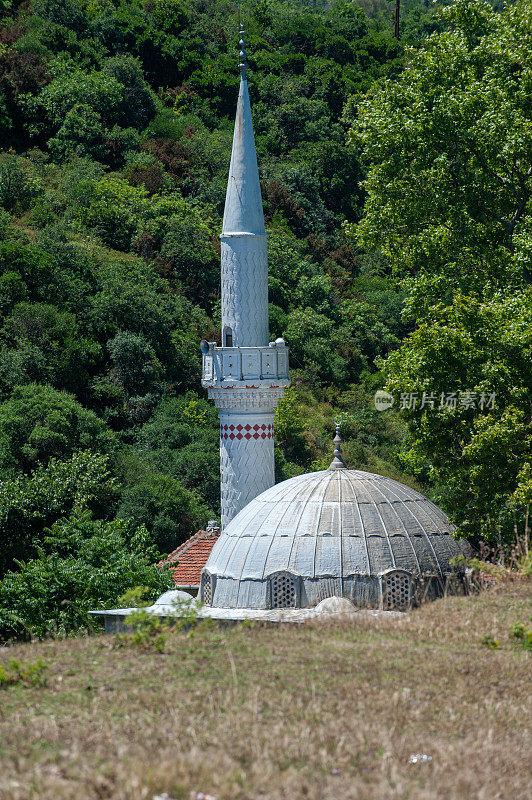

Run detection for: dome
[[200, 467, 468, 610]]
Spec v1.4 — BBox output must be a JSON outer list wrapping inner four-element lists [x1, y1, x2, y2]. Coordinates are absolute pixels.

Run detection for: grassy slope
[[0, 582, 530, 800]]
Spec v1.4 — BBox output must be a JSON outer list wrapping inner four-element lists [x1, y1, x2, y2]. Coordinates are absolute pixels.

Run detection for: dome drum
[[200, 566, 468, 611]]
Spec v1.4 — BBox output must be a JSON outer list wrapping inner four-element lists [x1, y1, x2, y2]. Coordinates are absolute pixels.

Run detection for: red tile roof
[[158, 530, 220, 587]]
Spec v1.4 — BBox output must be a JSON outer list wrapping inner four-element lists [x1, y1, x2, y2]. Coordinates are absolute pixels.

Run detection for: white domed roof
[[202, 467, 466, 610]]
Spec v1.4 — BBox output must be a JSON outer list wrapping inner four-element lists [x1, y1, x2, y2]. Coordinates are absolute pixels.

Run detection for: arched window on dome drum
[[270, 573, 297, 609], [202, 572, 213, 606], [381, 570, 411, 611], [224, 327, 233, 348]]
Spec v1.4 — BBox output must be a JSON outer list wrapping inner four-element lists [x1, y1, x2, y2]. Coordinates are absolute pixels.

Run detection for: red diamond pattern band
[[221, 423, 273, 440]]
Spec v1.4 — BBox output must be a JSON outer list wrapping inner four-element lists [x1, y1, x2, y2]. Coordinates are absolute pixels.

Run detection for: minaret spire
[[221, 23, 267, 345], [222, 23, 262, 236], [201, 25, 290, 529]]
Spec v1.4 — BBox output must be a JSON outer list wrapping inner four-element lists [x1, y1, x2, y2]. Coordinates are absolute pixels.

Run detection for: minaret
[[201, 25, 290, 529]]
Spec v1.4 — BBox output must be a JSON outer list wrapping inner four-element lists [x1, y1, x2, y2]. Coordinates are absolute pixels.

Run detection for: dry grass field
[[0, 582, 530, 800]]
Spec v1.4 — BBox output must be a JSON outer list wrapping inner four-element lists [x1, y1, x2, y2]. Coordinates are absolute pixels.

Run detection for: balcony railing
[[202, 345, 289, 383]]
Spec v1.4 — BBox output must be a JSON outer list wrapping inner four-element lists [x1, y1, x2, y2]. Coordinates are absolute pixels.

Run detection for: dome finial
[[238, 22, 248, 72], [329, 418, 347, 470]]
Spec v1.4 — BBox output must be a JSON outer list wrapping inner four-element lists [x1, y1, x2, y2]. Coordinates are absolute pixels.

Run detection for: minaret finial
[[239, 22, 248, 72], [329, 418, 347, 470]]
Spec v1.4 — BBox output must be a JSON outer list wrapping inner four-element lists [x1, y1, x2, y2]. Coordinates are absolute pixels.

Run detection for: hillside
[[0, 0, 531, 641], [0, 583, 530, 799], [0, 0, 415, 495], [0, 0, 419, 640]]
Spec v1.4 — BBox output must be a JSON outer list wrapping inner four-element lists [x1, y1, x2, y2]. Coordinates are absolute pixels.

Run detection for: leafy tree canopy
[[0, 450, 119, 574], [0, 383, 115, 474], [351, 0, 532, 314]]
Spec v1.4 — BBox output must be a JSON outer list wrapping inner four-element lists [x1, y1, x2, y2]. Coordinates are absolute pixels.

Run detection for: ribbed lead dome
[[201, 468, 467, 610]]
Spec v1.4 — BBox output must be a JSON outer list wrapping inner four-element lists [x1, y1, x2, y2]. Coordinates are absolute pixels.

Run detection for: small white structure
[[201, 27, 289, 529], [88, 590, 197, 633]]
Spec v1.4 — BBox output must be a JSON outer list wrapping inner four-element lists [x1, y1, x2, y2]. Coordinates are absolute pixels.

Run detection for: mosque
[[90, 27, 469, 630], [191, 27, 468, 615]]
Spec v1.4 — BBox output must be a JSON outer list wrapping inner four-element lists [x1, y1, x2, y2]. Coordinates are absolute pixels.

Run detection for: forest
[[0, 0, 530, 639]]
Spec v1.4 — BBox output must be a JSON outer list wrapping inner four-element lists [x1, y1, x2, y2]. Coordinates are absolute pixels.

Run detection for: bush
[[114, 608, 168, 653], [0, 657, 48, 688], [114, 598, 201, 652], [33, 0, 89, 34], [108, 330, 162, 398], [102, 54, 157, 130], [133, 392, 220, 511], [71, 174, 147, 249], [0, 511, 172, 641], [48, 103, 107, 161], [0, 155, 40, 213], [24, 69, 124, 135], [118, 469, 210, 554], [0, 302, 99, 397], [510, 622, 532, 651], [115, 585, 153, 608]]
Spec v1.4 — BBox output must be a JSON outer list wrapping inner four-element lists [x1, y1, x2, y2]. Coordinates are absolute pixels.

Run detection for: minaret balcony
[[201, 343, 290, 389]]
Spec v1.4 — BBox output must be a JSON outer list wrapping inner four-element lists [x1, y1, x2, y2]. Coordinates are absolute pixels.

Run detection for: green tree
[[0, 512, 171, 641], [107, 330, 162, 399], [89, 258, 207, 391], [0, 450, 119, 575], [382, 291, 532, 545], [0, 155, 39, 213], [48, 103, 107, 161], [0, 302, 99, 398], [118, 470, 210, 554], [102, 54, 157, 130], [274, 386, 307, 460], [351, 0, 532, 312], [0, 236, 97, 313], [351, 0, 532, 547], [159, 214, 218, 301], [71, 174, 147, 249], [0, 384, 115, 474], [22, 68, 124, 138], [33, 0, 89, 35], [0, 89, 12, 140], [133, 392, 220, 511]]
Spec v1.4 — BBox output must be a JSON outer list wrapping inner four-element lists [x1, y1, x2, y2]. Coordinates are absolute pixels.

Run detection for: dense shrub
[[0, 512, 172, 641]]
